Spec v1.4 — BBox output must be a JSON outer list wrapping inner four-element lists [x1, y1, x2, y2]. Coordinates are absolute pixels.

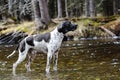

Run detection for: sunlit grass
[[1, 21, 35, 34], [0, 17, 120, 38]]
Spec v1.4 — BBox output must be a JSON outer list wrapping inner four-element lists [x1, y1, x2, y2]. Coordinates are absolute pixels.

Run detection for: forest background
[[0, 0, 120, 43]]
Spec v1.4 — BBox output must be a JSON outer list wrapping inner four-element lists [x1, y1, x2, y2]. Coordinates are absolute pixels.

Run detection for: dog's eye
[[68, 22, 71, 25], [67, 22, 71, 26]]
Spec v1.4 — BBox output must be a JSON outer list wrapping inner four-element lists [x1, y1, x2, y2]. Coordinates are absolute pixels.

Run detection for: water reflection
[[6, 71, 60, 80], [1, 38, 120, 79]]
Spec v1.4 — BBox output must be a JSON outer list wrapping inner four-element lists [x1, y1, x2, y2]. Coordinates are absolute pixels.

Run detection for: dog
[[7, 20, 77, 75]]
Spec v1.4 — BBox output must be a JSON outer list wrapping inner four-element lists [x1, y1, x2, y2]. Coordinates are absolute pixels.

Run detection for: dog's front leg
[[46, 52, 53, 73], [53, 51, 58, 71]]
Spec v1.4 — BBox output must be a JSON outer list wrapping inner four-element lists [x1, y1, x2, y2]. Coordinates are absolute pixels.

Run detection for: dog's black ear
[[62, 20, 71, 27], [57, 20, 78, 34], [57, 20, 71, 33], [57, 21, 64, 33]]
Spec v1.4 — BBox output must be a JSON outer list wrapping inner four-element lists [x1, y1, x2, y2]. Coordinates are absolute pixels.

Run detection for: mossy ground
[[0, 16, 120, 38]]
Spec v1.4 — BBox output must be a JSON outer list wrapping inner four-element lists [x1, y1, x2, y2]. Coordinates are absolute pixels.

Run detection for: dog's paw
[[25, 64, 32, 72], [53, 67, 57, 71]]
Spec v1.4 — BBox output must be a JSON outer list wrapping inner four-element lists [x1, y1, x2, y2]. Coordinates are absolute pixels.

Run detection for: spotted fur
[[7, 20, 77, 75]]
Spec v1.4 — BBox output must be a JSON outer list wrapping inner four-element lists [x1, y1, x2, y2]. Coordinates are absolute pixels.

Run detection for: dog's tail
[[7, 45, 19, 59]]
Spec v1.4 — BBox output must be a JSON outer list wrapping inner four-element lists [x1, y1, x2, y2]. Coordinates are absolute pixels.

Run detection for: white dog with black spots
[[7, 20, 78, 75]]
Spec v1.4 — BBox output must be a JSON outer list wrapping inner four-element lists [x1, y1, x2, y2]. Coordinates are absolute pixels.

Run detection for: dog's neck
[[51, 28, 64, 39]]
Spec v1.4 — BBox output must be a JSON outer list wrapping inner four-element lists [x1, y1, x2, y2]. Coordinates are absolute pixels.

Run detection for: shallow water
[[1, 38, 120, 80]]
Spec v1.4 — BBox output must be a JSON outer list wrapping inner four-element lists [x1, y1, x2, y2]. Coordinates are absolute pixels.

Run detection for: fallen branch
[[100, 26, 117, 37], [0, 31, 27, 44]]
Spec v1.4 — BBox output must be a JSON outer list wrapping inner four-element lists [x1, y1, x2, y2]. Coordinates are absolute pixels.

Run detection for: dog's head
[[57, 20, 78, 34]]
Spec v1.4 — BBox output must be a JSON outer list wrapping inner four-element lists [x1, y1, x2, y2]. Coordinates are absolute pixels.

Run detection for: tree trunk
[[65, 0, 68, 17], [32, 0, 43, 30], [85, 0, 90, 17], [48, 0, 56, 18], [57, 0, 62, 18], [103, 0, 114, 16], [85, 0, 95, 17], [39, 0, 50, 25], [89, 0, 95, 17], [113, 0, 118, 15], [8, 0, 13, 16]]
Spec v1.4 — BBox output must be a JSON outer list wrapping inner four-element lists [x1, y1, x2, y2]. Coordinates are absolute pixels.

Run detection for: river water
[[0, 38, 120, 80]]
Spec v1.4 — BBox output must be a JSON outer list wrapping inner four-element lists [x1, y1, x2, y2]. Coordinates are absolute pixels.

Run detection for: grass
[[0, 21, 56, 35], [0, 17, 120, 38], [1, 21, 34, 34]]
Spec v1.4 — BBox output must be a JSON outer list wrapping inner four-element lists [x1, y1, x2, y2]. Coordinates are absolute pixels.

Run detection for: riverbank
[[0, 17, 120, 44]]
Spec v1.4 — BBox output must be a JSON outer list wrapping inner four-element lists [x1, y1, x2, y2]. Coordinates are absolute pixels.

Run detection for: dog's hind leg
[[12, 48, 29, 75], [53, 51, 58, 71], [25, 50, 36, 72]]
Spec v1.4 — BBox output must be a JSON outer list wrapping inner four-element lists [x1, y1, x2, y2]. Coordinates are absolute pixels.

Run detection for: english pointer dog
[[7, 20, 77, 75]]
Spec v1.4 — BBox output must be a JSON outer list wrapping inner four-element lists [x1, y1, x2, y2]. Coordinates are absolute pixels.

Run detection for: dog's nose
[[75, 24, 78, 27]]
